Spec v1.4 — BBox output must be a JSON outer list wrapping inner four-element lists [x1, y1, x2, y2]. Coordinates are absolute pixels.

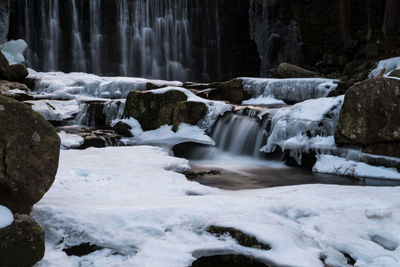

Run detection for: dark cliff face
[[250, 0, 400, 76]]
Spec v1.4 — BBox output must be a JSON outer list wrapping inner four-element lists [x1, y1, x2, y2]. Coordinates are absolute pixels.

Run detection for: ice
[[59, 131, 84, 150], [370, 57, 400, 78], [118, 118, 215, 148], [241, 77, 338, 103], [313, 154, 400, 180], [242, 95, 285, 106], [33, 146, 400, 267], [30, 72, 183, 100], [25, 100, 80, 122], [0, 205, 13, 229], [261, 96, 344, 164], [0, 39, 27, 64]]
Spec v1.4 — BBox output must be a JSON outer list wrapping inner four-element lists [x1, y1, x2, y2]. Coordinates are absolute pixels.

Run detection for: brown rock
[[9, 64, 29, 82], [172, 101, 207, 132], [0, 96, 60, 213], [277, 63, 320, 78]]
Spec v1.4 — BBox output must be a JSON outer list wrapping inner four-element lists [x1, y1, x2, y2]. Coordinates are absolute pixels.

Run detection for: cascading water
[[10, 0, 220, 81], [210, 109, 269, 158]]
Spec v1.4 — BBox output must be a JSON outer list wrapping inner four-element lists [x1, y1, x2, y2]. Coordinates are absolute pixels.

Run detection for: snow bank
[[0, 39, 27, 64], [241, 77, 338, 103], [370, 57, 400, 78], [0, 205, 13, 229], [242, 95, 285, 106], [25, 100, 80, 122], [261, 96, 344, 163], [34, 147, 400, 267], [30, 72, 183, 100], [118, 118, 215, 147], [313, 154, 400, 180], [59, 131, 84, 150]]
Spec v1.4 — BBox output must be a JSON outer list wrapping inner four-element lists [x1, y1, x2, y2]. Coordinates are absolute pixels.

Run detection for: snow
[[261, 96, 344, 164], [25, 100, 80, 122], [30, 72, 183, 100], [241, 77, 338, 103], [59, 131, 84, 150], [242, 95, 285, 106], [118, 118, 215, 147], [34, 146, 400, 267], [313, 154, 400, 180], [370, 57, 400, 78], [0, 39, 27, 64], [0, 205, 13, 229]]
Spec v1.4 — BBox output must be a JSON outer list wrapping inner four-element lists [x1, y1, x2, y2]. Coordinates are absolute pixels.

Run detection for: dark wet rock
[[112, 121, 133, 137], [363, 142, 400, 158], [74, 129, 121, 149], [0, 214, 45, 267], [327, 81, 354, 97], [277, 63, 320, 78], [9, 64, 29, 82], [191, 254, 270, 267], [335, 77, 400, 147], [63, 242, 103, 257], [0, 96, 60, 213], [0, 52, 10, 80], [172, 101, 207, 132], [389, 69, 400, 78], [207, 225, 270, 250], [124, 90, 187, 131], [80, 100, 107, 128], [0, 80, 32, 101], [208, 79, 248, 104], [182, 82, 211, 91], [183, 170, 221, 180]]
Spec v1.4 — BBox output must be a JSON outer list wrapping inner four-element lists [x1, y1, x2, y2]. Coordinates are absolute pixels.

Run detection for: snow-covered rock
[[59, 131, 84, 150], [261, 96, 344, 164], [370, 57, 400, 78]]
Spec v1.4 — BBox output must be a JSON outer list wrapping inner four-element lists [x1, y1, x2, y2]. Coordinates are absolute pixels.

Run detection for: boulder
[[124, 90, 187, 131], [172, 101, 207, 132], [0, 214, 45, 267], [363, 142, 400, 158], [208, 79, 247, 104], [277, 63, 320, 78], [112, 121, 133, 137], [9, 64, 29, 82], [0, 96, 60, 213], [335, 78, 400, 146], [0, 52, 10, 80], [0, 80, 32, 101]]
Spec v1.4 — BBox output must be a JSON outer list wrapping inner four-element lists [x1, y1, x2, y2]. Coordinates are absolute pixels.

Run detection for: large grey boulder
[[0, 96, 60, 213]]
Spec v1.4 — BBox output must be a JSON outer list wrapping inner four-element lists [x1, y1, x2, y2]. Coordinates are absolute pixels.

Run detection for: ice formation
[[0, 39, 27, 64], [370, 56, 400, 77], [0, 205, 13, 229], [241, 77, 338, 103]]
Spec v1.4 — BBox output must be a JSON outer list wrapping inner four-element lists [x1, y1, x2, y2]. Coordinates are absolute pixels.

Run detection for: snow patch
[[59, 131, 84, 150], [370, 57, 400, 78], [313, 154, 400, 180], [0, 205, 13, 229]]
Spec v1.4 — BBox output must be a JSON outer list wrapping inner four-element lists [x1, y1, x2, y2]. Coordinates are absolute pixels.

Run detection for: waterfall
[[11, 0, 220, 81], [210, 110, 268, 158]]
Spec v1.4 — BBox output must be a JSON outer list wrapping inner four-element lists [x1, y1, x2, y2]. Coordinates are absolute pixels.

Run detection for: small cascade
[[210, 109, 268, 158], [74, 100, 125, 128]]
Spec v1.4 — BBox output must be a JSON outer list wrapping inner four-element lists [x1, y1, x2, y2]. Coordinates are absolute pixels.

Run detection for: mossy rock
[[335, 77, 400, 145], [277, 63, 320, 78], [207, 225, 270, 250], [0, 96, 60, 213], [9, 64, 29, 82], [172, 101, 207, 132], [124, 90, 187, 131], [0, 214, 45, 267], [208, 79, 247, 104], [112, 121, 133, 137]]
